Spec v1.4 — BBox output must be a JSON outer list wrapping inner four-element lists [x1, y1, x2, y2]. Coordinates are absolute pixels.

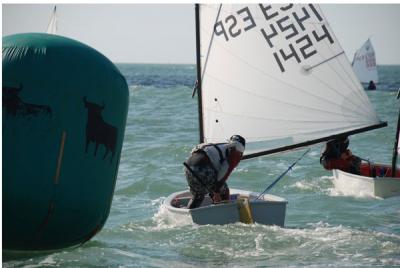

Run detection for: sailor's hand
[[212, 192, 222, 203]]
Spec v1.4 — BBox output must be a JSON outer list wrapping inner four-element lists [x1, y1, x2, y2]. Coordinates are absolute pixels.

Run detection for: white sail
[[352, 39, 379, 84], [198, 4, 384, 158], [46, 6, 57, 35]]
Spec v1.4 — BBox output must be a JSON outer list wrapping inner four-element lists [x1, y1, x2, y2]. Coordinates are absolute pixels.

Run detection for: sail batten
[[303, 51, 344, 71], [204, 72, 375, 120], [198, 4, 385, 157], [204, 110, 379, 125]]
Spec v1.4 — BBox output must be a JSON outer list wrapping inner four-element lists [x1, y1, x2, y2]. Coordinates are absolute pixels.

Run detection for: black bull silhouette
[[3, 84, 52, 117], [83, 97, 118, 163]]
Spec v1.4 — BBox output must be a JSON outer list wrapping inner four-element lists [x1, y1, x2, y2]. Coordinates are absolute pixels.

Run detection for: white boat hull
[[164, 189, 287, 226], [333, 169, 400, 199]]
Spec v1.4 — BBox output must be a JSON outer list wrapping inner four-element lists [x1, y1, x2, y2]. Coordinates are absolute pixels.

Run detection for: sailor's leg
[[185, 166, 206, 209], [219, 183, 230, 201], [187, 193, 204, 209]]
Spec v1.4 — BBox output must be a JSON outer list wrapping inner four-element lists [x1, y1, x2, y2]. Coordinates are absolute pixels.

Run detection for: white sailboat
[[164, 4, 386, 225], [332, 92, 400, 199], [352, 38, 379, 89], [46, 6, 57, 35]]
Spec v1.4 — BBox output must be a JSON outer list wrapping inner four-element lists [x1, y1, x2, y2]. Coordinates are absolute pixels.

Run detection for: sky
[[2, 3, 400, 65]]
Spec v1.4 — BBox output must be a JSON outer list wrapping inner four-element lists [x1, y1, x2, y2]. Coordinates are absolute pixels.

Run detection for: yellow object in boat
[[237, 196, 254, 224]]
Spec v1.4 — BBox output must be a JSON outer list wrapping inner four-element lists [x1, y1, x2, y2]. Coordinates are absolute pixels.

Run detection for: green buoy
[[3, 33, 129, 250]]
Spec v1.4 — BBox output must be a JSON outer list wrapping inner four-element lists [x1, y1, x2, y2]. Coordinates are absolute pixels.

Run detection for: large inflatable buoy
[[3, 33, 129, 250]]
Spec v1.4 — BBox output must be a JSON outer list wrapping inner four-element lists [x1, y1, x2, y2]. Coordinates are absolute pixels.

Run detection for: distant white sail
[[46, 6, 57, 34], [352, 39, 378, 84], [198, 4, 384, 158]]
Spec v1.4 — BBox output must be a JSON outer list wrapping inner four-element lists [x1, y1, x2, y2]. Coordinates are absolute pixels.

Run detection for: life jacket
[[191, 143, 231, 181]]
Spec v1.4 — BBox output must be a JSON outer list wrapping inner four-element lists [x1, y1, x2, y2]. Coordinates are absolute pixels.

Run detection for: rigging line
[[205, 73, 369, 121], [200, 4, 223, 85], [204, 39, 369, 118], [303, 51, 344, 71], [315, 6, 373, 110], [255, 148, 310, 200]]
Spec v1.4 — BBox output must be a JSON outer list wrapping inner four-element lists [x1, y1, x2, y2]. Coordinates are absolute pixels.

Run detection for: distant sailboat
[[46, 6, 57, 34], [352, 38, 379, 89], [164, 4, 386, 225]]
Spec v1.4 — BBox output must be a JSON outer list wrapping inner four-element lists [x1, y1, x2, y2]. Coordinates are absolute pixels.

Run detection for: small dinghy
[[165, 4, 386, 226], [332, 90, 400, 199], [165, 189, 287, 226], [352, 38, 379, 89], [333, 163, 400, 199]]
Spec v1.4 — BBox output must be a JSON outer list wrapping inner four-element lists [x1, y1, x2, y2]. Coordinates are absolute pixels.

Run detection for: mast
[[391, 90, 400, 176], [195, 4, 204, 143]]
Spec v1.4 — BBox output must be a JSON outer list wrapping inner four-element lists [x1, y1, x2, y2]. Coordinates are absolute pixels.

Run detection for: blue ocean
[[4, 64, 400, 267]]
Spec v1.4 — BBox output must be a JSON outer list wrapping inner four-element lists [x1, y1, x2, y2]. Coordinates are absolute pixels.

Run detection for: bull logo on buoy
[[83, 97, 118, 164], [3, 84, 52, 118]]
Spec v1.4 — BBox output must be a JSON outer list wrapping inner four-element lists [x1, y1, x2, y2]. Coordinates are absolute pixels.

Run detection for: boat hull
[[333, 166, 400, 199], [164, 189, 287, 226]]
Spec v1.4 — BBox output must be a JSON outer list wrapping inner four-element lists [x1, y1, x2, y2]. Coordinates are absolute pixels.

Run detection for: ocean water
[[4, 64, 400, 267]]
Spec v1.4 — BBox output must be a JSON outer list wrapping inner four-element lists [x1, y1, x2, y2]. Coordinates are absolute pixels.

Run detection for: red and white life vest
[[192, 143, 231, 181]]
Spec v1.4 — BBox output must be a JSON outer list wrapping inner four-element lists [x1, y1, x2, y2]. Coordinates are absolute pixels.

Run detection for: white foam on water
[[149, 197, 193, 230], [113, 249, 197, 268], [198, 221, 399, 263], [292, 181, 315, 191], [254, 234, 265, 253], [293, 174, 382, 199], [153, 203, 192, 228], [129, 85, 141, 91], [290, 175, 332, 193], [22, 255, 57, 268], [40, 256, 57, 266]]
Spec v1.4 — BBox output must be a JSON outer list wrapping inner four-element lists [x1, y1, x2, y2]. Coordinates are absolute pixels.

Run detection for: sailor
[[184, 135, 245, 209], [367, 80, 376, 90], [320, 136, 361, 175]]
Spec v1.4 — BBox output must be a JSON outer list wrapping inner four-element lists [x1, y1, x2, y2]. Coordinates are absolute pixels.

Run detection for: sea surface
[[4, 64, 400, 267]]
